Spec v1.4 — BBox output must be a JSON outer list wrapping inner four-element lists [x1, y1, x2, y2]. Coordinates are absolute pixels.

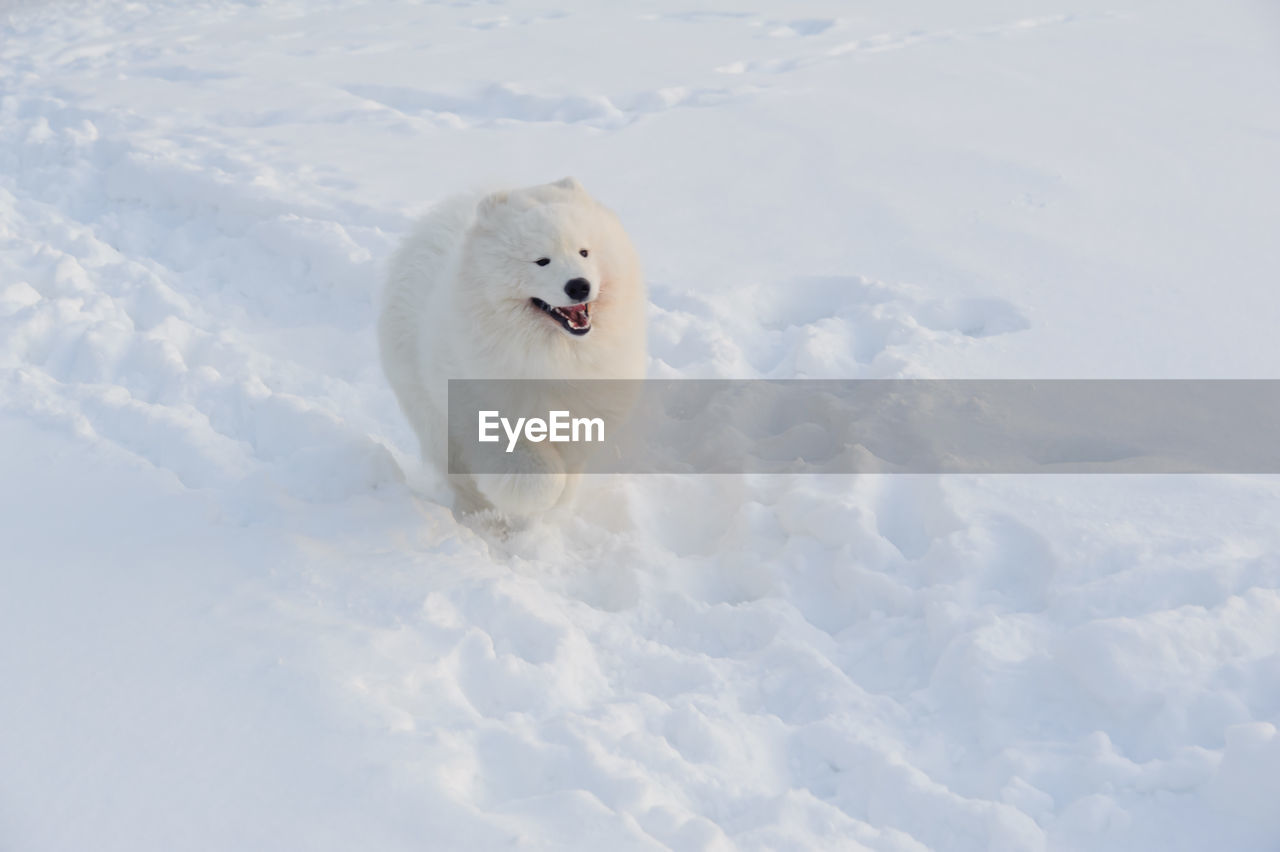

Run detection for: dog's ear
[[553, 176, 584, 193], [477, 190, 510, 219]]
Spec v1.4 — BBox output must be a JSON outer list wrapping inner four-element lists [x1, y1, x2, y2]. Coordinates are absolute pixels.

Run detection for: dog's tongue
[[564, 304, 589, 328]]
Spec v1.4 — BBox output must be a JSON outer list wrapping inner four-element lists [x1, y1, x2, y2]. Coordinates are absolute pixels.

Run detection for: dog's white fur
[[378, 177, 646, 516]]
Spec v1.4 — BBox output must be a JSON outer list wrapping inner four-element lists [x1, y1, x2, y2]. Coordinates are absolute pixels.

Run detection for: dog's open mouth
[[531, 298, 592, 335]]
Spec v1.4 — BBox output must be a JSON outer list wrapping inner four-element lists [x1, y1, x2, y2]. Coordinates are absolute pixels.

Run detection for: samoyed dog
[[378, 177, 647, 518]]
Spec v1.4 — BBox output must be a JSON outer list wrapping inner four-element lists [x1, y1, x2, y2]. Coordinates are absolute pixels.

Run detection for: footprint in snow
[[668, 275, 1029, 378]]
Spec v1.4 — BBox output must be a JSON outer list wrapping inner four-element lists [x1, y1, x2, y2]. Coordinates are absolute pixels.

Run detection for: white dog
[[378, 177, 647, 517]]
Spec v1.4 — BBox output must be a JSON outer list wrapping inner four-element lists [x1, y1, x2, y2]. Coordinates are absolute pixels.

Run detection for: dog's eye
[[535, 258, 550, 266], [579, 249, 589, 258]]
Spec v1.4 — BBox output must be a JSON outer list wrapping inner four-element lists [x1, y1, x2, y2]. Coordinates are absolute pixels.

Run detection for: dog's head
[[462, 177, 610, 338]]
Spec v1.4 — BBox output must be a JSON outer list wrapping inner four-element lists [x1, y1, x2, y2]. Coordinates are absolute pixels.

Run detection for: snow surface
[[3, 1, 1280, 849]]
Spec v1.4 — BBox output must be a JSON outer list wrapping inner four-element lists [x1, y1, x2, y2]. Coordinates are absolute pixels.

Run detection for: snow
[[2, 0, 1279, 849]]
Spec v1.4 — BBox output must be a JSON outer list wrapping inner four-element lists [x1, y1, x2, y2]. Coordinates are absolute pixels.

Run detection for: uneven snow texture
[[2, 1, 1279, 850]]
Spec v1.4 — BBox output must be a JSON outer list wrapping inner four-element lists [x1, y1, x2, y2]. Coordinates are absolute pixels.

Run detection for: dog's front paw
[[472, 444, 566, 516], [474, 471, 565, 516]]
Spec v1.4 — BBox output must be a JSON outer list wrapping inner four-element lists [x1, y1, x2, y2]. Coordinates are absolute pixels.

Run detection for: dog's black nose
[[564, 278, 590, 302]]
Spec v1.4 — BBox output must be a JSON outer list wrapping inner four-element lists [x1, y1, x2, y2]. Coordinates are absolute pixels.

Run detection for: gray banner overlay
[[447, 380, 1280, 474]]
